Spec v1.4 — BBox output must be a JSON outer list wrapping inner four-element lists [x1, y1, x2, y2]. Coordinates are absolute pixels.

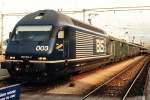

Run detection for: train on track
[[1, 10, 144, 82]]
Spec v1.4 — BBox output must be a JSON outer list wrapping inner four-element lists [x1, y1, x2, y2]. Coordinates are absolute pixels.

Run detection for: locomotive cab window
[[58, 31, 64, 39], [12, 25, 52, 41]]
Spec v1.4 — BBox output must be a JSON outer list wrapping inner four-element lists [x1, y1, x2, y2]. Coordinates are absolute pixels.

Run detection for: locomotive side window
[[58, 31, 64, 38]]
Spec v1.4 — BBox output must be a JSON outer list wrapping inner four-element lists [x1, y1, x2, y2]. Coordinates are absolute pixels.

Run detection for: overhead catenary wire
[[1, 5, 150, 15], [61, 5, 150, 14]]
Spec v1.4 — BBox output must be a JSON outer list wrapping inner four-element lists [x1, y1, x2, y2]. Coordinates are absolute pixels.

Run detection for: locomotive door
[[63, 28, 71, 59], [63, 27, 75, 59], [63, 40, 69, 58]]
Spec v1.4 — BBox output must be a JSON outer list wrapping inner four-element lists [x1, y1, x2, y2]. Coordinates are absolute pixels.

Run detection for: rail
[[81, 56, 149, 100], [121, 56, 149, 100]]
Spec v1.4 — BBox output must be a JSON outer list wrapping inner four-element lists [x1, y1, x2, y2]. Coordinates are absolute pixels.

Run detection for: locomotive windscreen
[[12, 25, 52, 41]]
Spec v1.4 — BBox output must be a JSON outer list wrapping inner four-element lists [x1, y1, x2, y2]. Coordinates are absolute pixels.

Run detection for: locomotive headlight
[[16, 67, 19, 71], [38, 57, 43, 60], [10, 56, 15, 60], [42, 57, 47, 60], [38, 57, 47, 61]]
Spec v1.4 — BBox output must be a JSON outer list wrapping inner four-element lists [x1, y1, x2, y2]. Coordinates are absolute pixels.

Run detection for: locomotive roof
[[16, 10, 106, 34], [16, 10, 73, 26]]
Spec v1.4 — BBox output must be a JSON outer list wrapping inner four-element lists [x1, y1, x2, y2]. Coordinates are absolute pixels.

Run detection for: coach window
[[122, 43, 124, 47], [58, 31, 64, 38], [120, 42, 122, 46]]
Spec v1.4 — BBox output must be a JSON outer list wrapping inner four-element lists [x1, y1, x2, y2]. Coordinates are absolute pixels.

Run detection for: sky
[[0, 0, 150, 46]]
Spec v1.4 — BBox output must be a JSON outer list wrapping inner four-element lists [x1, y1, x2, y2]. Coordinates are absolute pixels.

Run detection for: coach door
[[109, 40, 113, 55], [110, 40, 115, 56]]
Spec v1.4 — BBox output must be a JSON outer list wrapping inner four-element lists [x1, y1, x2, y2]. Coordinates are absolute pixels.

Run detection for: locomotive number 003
[[36, 46, 48, 51]]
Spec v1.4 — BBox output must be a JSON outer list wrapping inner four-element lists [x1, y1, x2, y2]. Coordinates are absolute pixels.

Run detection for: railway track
[[121, 56, 149, 100], [81, 56, 150, 100], [18, 56, 149, 100]]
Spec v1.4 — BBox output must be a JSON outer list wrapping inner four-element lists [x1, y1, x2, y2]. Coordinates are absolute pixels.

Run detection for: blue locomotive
[[1, 10, 141, 82]]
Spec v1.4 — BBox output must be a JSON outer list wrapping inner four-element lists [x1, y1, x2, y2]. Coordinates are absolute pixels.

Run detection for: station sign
[[0, 84, 20, 100]]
